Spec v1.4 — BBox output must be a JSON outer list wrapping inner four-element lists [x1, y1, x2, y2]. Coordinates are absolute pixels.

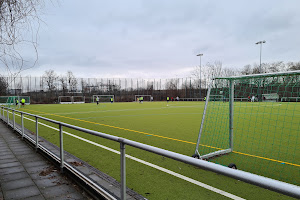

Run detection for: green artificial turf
[[6, 101, 299, 199]]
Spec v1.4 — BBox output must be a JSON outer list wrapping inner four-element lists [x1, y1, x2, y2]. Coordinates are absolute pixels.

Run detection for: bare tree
[[58, 75, 67, 95], [165, 79, 178, 90], [241, 64, 252, 75], [43, 69, 57, 91], [0, 75, 8, 95], [66, 71, 78, 92], [287, 61, 300, 71], [0, 0, 44, 78]]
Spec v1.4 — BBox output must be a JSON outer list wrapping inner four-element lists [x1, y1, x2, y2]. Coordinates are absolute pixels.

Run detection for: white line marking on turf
[[15, 113, 244, 200], [37, 105, 202, 116]]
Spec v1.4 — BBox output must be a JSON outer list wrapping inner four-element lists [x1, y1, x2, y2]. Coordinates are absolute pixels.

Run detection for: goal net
[[262, 93, 279, 102], [58, 96, 73, 104], [73, 96, 85, 104], [193, 71, 300, 186], [134, 95, 152, 102], [0, 96, 30, 108], [92, 95, 114, 103], [58, 96, 85, 104]]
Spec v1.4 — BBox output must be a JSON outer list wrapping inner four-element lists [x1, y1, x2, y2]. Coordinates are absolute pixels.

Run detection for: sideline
[[22, 108, 300, 168], [14, 112, 245, 200]]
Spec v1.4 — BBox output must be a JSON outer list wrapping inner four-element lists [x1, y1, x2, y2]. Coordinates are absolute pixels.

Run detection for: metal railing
[[0, 106, 300, 199]]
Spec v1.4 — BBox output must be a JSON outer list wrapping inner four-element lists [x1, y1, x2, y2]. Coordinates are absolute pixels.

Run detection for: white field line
[[12, 113, 244, 200], [37, 105, 202, 116]]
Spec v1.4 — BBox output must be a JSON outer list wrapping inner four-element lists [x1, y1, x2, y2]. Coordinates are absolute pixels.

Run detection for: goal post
[[262, 93, 279, 102], [0, 96, 30, 108], [58, 96, 73, 104], [92, 95, 114, 103], [192, 71, 300, 185], [58, 96, 85, 104], [134, 95, 152, 102], [73, 96, 85, 104]]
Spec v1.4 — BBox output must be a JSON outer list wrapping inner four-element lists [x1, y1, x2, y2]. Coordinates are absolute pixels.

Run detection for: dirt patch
[[39, 166, 56, 176], [70, 161, 83, 166]]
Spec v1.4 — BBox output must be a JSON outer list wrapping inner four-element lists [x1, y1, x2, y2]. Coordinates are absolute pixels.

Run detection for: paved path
[[0, 122, 92, 200]]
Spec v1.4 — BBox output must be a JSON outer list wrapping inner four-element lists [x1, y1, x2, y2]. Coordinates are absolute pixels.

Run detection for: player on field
[[251, 95, 255, 102], [110, 98, 113, 103], [167, 96, 169, 103], [16, 99, 19, 106], [96, 96, 99, 105], [139, 96, 143, 103], [21, 98, 25, 108]]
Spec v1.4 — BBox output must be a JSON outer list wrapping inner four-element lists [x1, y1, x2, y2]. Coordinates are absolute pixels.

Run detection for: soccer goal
[[58, 96, 73, 104], [92, 95, 114, 103], [262, 93, 279, 102], [58, 96, 85, 104], [73, 96, 85, 104], [134, 95, 152, 102], [0, 96, 30, 108], [192, 71, 300, 185]]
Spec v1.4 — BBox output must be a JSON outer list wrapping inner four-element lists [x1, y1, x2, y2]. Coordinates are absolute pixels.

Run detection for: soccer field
[[13, 101, 299, 199]]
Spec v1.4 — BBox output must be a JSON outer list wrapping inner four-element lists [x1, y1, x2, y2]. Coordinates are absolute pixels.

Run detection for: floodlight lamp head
[[197, 54, 203, 56]]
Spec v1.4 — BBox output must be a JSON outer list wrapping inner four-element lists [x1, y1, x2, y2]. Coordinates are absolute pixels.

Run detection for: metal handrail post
[[229, 80, 234, 151], [120, 140, 126, 200], [13, 109, 15, 131], [59, 124, 64, 172], [35, 116, 39, 151], [21, 112, 24, 139], [7, 107, 9, 126]]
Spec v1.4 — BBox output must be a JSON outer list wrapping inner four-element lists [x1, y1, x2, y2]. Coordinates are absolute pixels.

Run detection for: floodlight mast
[[197, 53, 203, 99], [255, 40, 266, 73]]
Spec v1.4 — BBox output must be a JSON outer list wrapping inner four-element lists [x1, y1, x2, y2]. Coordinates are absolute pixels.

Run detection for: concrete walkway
[[0, 122, 92, 200]]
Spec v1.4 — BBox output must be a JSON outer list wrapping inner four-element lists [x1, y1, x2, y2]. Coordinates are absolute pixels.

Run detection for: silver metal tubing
[[215, 70, 300, 80], [194, 81, 213, 155], [21, 112, 24, 139], [59, 123, 64, 172], [120, 140, 126, 200], [123, 138, 300, 198], [7, 107, 9, 126], [229, 80, 234, 150], [35, 116, 38, 151], [1, 106, 299, 198], [13, 109, 15, 131]]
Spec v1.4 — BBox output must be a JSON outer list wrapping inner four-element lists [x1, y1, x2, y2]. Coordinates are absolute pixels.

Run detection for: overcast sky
[[20, 0, 300, 78]]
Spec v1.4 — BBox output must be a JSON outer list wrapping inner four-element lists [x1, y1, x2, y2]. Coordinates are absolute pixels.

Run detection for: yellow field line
[[232, 151, 300, 167], [23, 108, 300, 167]]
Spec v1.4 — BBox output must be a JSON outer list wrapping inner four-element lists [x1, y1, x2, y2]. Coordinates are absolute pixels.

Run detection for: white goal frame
[[92, 95, 114, 103], [262, 93, 279, 102], [134, 95, 152, 102], [72, 96, 85, 104], [58, 96, 85, 104], [193, 71, 300, 160]]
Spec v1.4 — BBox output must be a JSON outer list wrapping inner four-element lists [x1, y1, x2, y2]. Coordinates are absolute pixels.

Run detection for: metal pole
[[35, 117, 38, 151], [13, 109, 15, 131], [21, 112, 24, 139], [7, 107, 9, 126], [259, 43, 262, 73], [200, 56, 201, 99], [193, 81, 212, 157], [120, 141, 126, 200], [197, 54, 203, 99], [229, 80, 234, 151], [59, 124, 64, 172]]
